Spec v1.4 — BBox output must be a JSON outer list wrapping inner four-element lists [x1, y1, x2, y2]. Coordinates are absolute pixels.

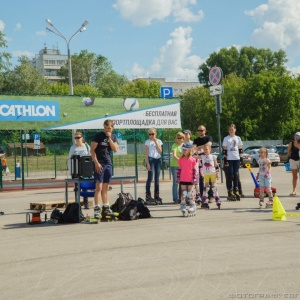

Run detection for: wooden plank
[[30, 199, 93, 211]]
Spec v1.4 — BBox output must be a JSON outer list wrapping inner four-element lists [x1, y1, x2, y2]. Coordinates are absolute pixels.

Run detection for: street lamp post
[[45, 19, 89, 95]]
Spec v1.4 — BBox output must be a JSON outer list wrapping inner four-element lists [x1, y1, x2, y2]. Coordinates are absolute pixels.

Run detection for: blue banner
[[0, 100, 60, 121]]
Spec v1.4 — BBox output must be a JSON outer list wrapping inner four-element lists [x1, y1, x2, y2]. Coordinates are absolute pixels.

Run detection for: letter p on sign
[[160, 87, 173, 99]]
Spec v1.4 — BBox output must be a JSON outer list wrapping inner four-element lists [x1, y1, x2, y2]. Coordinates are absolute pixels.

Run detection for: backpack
[[61, 203, 84, 223], [111, 192, 134, 213], [119, 200, 139, 221], [50, 208, 63, 223], [136, 198, 151, 219]]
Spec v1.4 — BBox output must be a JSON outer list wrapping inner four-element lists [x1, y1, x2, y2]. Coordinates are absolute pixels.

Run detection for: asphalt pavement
[[1, 165, 300, 300]]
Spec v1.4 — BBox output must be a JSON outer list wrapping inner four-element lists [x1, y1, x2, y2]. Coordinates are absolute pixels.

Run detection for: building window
[[57, 60, 66, 65]]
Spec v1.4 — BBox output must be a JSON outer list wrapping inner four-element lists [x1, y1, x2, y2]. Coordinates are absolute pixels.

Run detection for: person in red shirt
[[177, 143, 198, 216]]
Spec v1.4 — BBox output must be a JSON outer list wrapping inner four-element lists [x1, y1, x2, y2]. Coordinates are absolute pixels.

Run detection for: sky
[[1, 0, 300, 81]]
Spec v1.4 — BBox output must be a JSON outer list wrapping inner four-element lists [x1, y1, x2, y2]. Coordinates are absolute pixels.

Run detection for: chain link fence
[[0, 129, 176, 191]]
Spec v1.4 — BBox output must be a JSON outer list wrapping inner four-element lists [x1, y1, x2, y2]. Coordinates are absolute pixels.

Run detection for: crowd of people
[[64, 120, 300, 220], [2, 119, 298, 220]]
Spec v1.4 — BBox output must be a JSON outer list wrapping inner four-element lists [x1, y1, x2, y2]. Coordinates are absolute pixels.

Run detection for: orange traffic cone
[[272, 196, 286, 221]]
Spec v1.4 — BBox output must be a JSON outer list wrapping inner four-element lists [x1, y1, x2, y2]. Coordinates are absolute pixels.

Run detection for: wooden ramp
[[30, 199, 93, 211]]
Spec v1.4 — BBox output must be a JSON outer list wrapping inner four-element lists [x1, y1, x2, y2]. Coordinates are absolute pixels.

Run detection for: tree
[[119, 79, 161, 98], [0, 31, 12, 91], [3, 56, 48, 94], [98, 71, 129, 96], [59, 49, 129, 96], [198, 46, 288, 86], [0, 31, 11, 71], [240, 71, 300, 140]]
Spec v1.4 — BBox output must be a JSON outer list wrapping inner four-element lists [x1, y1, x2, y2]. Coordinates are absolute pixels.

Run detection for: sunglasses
[[149, 133, 155, 136], [198, 129, 205, 132], [74, 137, 82, 139]]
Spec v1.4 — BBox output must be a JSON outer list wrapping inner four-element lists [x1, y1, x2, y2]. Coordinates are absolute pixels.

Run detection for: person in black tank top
[[288, 132, 300, 196]]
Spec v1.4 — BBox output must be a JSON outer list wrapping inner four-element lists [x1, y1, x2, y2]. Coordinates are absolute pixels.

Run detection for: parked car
[[242, 145, 279, 167], [162, 153, 170, 170], [247, 148, 280, 167], [276, 145, 289, 163], [242, 147, 257, 167]]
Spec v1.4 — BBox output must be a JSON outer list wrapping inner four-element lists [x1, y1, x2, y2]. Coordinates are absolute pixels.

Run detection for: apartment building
[[31, 47, 67, 82]]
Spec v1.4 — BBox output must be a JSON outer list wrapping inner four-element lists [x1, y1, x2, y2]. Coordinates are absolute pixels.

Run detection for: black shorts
[[180, 181, 193, 186]]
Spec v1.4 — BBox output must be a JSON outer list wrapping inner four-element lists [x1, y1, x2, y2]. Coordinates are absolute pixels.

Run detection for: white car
[[247, 149, 280, 167]]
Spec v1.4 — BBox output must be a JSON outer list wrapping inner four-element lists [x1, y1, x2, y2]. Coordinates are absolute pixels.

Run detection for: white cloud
[[0, 20, 5, 31], [14, 23, 21, 31], [246, 0, 300, 51], [12, 50, 35, 59], [289, 65, 300, 76], [246, 0, 300, 70], [113, 0, 204, 26], [128, 26, 203, 79], [36, 30, 46, 36]]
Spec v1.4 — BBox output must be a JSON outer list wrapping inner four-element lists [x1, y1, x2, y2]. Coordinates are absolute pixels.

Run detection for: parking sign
[[160, 87, 173, 99], [33, 134, 40, 149]]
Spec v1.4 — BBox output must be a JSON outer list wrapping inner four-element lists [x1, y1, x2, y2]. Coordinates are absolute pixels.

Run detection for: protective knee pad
[[187, 190, 193, 200], [182, 190, 188, 199], [212, 186, 218, 197]]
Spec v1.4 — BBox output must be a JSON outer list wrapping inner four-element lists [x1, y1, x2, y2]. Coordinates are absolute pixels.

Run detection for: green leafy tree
[[59, 50, 128, 96], [119, 79, 161, 97], [198, 46, 288, 86], [0, 31, 11, 71], [73, 84, 102, 96], [3, 56, 48, 94], [98, 71, 129, 96], [240, 71, 300, 140], [0, 31, 12, 91]]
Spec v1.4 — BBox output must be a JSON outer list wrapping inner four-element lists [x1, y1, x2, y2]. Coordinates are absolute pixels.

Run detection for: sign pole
[[209, 66, 224, 183], [216, 95, 223, 183]]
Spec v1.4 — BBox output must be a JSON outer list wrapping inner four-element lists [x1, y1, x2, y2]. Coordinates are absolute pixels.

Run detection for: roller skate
[[200, 196, 209, 209], [101, 205, 118, 222], [154, 192, 163, 205], [233, 189, 240, 201], [188, 201, 196, 217], [259, 196, 264, 209], [265, 198, 273, 209], [195, 193, 202, 205], [145, 192, 157, 206], [215, 196, 221, 209], [227, 190, 236, 201], [208, 187, 214, 203], [94, 205, 101, 219], [180, 201, 187, 217]]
